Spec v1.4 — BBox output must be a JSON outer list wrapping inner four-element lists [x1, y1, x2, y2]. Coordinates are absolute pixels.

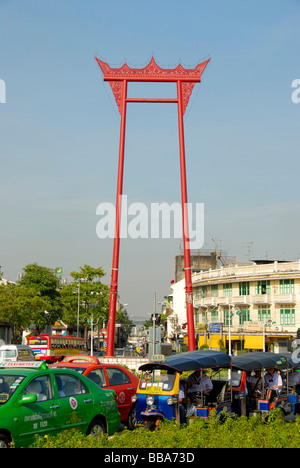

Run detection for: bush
[[29, 411, 300, 449]]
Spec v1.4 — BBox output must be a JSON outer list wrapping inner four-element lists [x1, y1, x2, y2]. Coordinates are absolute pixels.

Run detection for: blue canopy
[[140, 350, 231, 373], [232, 352, 290, 371]]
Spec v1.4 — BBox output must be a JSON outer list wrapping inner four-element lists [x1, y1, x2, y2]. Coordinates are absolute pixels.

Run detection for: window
[[24, 375, 54, 402], [280, 309, 295, 326], [280, 279, 295, 294], [193, 287, 201, 300], [238, 309, 250, 326], [224, 309, 232, 326], [258, 308, 271, 322], [194, 310, 201, 325], [106, 368, 131, 386], [239, 282, 250, 296], [88, 369, 106, 387], [255, 281, 270, 295], [211, 285, 219, 298], [55, 374, 88, 398], [210, 309, 218, 322], [223, 283, 232, 297], [0, 375, 26, 405]]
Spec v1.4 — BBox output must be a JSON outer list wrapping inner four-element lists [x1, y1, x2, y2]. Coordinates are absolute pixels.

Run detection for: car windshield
[[0, 350, 17, 359], [0, 375, 26, 405], [139, 369, 176, 391], [52, 366, 86, 374]]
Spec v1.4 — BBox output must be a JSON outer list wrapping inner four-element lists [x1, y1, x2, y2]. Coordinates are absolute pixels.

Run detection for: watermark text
[[96, 195, 204, 249]]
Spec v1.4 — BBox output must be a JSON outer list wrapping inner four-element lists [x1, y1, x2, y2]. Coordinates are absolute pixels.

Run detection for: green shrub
[[29, 411, 300, 449]]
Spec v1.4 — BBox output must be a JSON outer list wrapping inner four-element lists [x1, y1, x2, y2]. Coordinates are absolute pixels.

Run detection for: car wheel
[[145, 420, 156, 431], [127, 405, 137, 430], [0, 434, 10, 448], [86, 418, 106, 439]]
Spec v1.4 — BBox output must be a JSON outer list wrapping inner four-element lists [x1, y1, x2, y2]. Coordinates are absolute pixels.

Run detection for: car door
[[53, 373, 93, 432], [15, 374, 59, 447], [105, 367, 135, 423]]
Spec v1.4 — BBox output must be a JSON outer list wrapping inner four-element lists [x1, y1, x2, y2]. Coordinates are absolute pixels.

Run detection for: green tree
[[60, 265, 110, 335], [0, 284, 51, 342], [19, 263, 62, 329]]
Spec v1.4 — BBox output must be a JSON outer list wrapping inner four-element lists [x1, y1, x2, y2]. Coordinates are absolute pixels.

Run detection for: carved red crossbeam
[[95, 56, 210, 114]]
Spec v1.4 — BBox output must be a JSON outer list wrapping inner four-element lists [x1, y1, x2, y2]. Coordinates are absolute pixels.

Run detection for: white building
[[169, 260, 300, 354]]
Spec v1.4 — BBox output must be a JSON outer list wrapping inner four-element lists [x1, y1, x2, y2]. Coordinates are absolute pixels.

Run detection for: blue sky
[[0, 0, 299, 320]]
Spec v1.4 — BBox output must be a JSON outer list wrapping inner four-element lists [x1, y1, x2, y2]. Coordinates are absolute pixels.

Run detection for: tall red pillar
[[95, 57, 210, 356]]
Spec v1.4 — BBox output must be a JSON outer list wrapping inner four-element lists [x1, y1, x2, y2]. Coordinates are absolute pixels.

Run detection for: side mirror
[[19, 393, 38, 405]]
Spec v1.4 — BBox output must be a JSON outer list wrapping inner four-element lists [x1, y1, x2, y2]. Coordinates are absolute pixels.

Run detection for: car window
[[0, 375, 26, 404], [23, 375, 54, 402], [88, 369, 106, 387], [2, 350, 17, 358], [106, 368, 131, 386], [18, 349, 35, 360], [55, 374, 89, 398]]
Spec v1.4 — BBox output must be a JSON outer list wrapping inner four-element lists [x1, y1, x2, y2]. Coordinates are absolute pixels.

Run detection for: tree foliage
[[18, 263, 63, 330], [0, 284, 51, 342], [60, 265, 110, 330]]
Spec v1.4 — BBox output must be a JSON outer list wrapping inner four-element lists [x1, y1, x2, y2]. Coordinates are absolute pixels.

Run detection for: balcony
[[193, 291, 300, 311], [251, 294, 272, 305], [272, 294, 297, 304]]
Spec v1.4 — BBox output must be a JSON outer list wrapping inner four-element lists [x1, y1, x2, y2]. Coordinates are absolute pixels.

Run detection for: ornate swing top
[[95, 56, 210, 114]]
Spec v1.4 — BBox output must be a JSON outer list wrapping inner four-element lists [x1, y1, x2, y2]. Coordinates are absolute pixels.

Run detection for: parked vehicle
[[0, 345, 36, 363], [231, 352, 298, 420], [0, 361, 120, 448], [27, 334, 86, 363], [50, 355, 139, 429], [133, 350, 233, 430]]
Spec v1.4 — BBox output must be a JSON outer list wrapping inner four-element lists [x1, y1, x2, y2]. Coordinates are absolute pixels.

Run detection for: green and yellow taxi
[[0, 361, 120, 448]]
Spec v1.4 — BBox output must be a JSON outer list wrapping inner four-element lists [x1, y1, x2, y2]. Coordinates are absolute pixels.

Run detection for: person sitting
[[264, 367, 282, 401], [187, 370, 213, 404], [26, 380, 47, 401], [248, 370, 263, 397], [179, 381, 186, 424]]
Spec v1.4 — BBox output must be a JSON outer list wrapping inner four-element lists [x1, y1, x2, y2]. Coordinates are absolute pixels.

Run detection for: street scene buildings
[[166, 253, 300, 354]]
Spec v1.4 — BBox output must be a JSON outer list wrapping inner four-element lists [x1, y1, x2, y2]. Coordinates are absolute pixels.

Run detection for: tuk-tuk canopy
[[140, 350, 231, 373], [232, 352, 290, 371]]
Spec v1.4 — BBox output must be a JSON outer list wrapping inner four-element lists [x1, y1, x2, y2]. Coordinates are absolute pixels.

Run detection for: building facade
[[192, 260, 300, 354]]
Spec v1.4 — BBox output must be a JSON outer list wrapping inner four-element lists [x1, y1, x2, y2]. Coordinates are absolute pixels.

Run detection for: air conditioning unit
[[274, 326, 282, 332]]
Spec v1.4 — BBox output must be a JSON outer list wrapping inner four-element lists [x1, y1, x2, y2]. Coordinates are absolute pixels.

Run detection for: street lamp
[[228, 305, 240, 356], [263, 319, 276, 352]]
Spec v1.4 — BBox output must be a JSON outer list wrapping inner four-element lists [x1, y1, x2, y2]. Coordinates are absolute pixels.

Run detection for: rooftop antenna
[[247, 242, 254, 261]]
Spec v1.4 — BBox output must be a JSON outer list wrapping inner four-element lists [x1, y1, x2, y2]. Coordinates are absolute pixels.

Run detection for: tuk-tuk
[[231, 352, 297, 419], [133, 350, 233, 429]]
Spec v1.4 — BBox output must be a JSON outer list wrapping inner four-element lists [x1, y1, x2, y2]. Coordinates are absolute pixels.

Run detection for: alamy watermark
[[0, 79, 6, 103], [96, 195, 204, 249], [292, 340, 300, 364], [291, 79, 300, 104]]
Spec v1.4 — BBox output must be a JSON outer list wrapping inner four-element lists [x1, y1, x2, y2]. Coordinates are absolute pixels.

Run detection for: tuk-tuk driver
[[264, 367, 282, 400], [187, 370, 213, 396], [179, 381, 186, 424]]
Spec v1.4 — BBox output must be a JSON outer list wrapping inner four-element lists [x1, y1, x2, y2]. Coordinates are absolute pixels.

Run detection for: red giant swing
[[95, 56, 210, 356]]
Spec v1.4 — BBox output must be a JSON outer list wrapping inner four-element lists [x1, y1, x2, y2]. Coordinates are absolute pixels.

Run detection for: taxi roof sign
[[61, 355, 100, 364], [150, 354, 166, 362], [0, 361, 48, 370]]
